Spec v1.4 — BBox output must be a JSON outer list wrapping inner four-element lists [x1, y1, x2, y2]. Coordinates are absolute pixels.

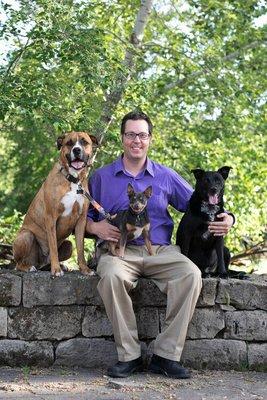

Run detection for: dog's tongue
[[208, 194, 219, 205], [71, 160, 84, 170]]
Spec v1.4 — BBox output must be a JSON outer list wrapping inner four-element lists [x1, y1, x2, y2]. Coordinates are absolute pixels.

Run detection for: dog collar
[[201, 202, 220, 221], [127, 208, 148, 227], [59, 165, 112, 221], [129, 208, 147, 222], [129, 207, 145, 216], [60, 166, 80, 184]]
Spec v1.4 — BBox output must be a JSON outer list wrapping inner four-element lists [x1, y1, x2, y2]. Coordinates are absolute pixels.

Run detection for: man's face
[[122, 119, 151, 162]]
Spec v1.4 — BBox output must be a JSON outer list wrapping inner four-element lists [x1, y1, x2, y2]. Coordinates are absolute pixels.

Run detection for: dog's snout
[[210, 187, 217, 194], [73, 147, 82, 157]]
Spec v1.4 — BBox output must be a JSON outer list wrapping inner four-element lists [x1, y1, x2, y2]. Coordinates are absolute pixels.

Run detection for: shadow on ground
[[0, 366, 266, 400]]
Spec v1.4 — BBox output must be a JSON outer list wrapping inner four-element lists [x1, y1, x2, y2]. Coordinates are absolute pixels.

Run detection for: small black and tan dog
[[108, 183, 154, 258], [176, 166, 232, 278]]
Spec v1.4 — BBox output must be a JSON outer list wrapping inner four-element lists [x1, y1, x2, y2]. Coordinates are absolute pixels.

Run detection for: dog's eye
[[66, 140, 74, 147], [80, 138, 89, 146]]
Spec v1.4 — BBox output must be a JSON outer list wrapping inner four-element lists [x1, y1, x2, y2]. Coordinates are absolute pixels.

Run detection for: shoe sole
[[107, 365, 143, 378], [148, 365, 190, 379]]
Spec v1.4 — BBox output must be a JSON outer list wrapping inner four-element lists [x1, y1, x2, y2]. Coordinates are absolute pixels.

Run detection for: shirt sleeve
[[168, 169, 193, 212]]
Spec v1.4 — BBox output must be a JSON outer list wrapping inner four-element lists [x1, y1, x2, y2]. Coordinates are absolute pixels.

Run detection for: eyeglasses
[[124, 132, 150, 140]]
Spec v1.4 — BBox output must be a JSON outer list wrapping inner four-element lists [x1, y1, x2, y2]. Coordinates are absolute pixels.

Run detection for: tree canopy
[[0, 0, 266, 254]]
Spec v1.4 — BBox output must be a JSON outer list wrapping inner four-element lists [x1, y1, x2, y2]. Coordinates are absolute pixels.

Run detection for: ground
[[0, 366, 266, 400]]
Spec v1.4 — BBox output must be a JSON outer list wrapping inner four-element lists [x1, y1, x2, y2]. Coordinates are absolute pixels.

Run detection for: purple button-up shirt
[[87, 156, 193, 245]]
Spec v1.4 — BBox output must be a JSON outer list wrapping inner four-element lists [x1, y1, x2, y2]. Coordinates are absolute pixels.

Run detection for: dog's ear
[[56, 135, 65, 150], [127, 183, 135, 197], [191, 169, 205, 181], [89, 135, 99, 147], [217, 166, 232, 180], [144, 185, 152, 198]]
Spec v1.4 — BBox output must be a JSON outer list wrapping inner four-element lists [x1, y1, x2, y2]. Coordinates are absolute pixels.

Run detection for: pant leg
[[143, 245, 202, 361], [96, 246, 143, 362]]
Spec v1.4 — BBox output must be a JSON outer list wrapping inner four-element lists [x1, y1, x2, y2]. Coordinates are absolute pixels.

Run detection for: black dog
[[176, 166, 232, 278]]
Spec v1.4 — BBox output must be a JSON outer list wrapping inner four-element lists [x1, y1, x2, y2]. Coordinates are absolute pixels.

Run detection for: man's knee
[[97, 255, 121, 277], [186, 261, 202, 292], [187, 260, 202, 278], [176, 256, 202, 289], [97, 255, 134, 292]]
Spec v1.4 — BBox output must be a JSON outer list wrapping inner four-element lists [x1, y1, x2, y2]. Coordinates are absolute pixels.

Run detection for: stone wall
[[0, 270, 266, 371]]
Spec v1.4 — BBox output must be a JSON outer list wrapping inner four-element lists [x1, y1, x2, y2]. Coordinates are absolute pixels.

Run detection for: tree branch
[[161, 40, 266, 93], [92, 0, 153, 144], [230, 241, 266, 263], [2, 38, 31, 83]]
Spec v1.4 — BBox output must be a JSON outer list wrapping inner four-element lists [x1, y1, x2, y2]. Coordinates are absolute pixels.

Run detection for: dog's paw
[[202, 272, 211, 279], [60, 263, 69, 272], [56, 271, 64, 277], [218, 272, 228, 279], [80, 267, 95, 276], [117, 250, 125, 259], [51, 269, 64, 278], [29, 266, 37, 272]]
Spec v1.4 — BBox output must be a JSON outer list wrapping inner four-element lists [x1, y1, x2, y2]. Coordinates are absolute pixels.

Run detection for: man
[[86, 110, 234, 379]]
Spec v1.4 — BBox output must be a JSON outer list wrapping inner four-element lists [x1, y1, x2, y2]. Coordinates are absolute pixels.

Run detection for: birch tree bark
[[93, 0, 153, 143]]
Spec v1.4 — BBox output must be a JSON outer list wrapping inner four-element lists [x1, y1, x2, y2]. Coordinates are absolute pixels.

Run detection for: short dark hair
[[120, 110, 153, 136]]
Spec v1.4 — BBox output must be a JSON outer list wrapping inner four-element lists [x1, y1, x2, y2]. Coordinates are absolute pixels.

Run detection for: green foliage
[[0, 0, 266, 255], [0, 211, 23, 243]]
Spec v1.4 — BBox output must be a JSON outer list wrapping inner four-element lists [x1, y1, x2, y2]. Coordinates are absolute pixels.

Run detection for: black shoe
[[148, 354, 191, 379], [107, 356, 143, 378]]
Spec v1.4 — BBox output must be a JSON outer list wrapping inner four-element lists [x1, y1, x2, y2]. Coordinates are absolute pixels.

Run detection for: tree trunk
[[93, 0, 153, 144]]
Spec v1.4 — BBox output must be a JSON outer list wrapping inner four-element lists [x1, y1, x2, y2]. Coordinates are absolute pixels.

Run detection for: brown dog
[[13, 131, 97, 277]]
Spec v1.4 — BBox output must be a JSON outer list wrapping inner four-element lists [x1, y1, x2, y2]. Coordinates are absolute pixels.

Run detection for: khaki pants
[[97, 244, 202, 362]]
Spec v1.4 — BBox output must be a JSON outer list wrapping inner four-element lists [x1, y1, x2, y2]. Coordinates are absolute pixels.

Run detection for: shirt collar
[[113, 155, 154, 177], [145, 158, 154, 177]]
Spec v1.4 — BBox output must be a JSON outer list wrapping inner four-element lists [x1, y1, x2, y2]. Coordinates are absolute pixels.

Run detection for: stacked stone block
[[0, 270, 266, 370]]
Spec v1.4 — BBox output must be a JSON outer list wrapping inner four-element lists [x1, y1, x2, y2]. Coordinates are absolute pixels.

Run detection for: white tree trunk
[[94, 0, 153, 142]]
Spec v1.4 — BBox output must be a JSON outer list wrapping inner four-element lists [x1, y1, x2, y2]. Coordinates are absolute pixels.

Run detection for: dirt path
[[0, 366, 266, 399]]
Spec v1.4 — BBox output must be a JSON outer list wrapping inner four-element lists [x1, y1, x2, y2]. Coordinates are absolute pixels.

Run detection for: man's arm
[[208, 213, 234, 236], [86, 219, 120, 242]]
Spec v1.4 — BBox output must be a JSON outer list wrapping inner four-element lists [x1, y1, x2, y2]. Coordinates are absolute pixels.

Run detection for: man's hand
[[208, 213, 234, 236], [86, 219, 121, 242]]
